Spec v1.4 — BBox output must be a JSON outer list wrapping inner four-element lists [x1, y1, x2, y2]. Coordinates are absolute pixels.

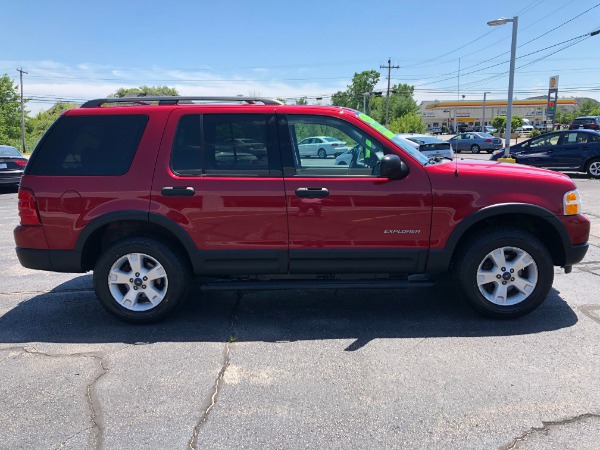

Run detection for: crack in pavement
[[188, 292, 241, 450], [1, 346, 109, 450], [579, 305, 600, 325], [502, 413, 600, 449]]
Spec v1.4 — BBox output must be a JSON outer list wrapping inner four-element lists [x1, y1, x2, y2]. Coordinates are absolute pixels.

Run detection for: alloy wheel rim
[[589, 162, 600, 177], [476, 246, 538, 306], [107, 252, 168, 311]]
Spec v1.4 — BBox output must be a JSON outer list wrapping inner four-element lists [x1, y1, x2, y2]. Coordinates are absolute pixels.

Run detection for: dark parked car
[[447, 132, 503, 154], [490, 129, 600, 178], [569, 116, 600, 131], [0, 145, 28, 188]]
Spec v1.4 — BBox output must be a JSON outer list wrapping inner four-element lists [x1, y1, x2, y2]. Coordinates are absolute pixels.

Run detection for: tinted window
[[171, 114, 269, 176], [530, 134, 560, 148], [28, 115, 147, 176]]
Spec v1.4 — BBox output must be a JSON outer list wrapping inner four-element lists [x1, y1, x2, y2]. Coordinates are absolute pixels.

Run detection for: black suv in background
[[569, 116, 600, 131]]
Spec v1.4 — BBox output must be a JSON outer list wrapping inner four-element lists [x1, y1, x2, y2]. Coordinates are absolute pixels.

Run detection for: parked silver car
[[447, 132, 502, 154], [298, 136, 349, 158]]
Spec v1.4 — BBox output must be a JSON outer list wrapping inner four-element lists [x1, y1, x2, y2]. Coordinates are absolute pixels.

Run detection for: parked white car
[[298, 136, 349, 158]]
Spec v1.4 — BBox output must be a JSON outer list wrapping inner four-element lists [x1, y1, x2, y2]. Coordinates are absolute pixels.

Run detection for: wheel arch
[[75, 211, 197, 272], [427, 203, 569, 273]]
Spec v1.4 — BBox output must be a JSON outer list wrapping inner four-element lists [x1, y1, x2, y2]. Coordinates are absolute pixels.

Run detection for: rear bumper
[[16, 248, 85, 273], [0, 174, 22, 184]]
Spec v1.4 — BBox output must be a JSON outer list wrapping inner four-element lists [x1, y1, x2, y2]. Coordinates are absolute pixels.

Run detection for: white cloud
[[8, 59, 346, 114]]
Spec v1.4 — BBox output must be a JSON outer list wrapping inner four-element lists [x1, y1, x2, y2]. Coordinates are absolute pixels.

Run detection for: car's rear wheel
[[585, 158, 600, 178], [93, 237, 190, 323], [453, 228, 553, 319], [470, 144, 481, 154], [317, 148, 327, 159]]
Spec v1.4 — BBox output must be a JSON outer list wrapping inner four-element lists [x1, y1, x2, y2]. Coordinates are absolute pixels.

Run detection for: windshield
[[354, 112, 429, 164]]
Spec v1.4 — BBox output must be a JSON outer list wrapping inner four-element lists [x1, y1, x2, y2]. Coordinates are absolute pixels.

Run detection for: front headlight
[[563, 189, 581, 215]]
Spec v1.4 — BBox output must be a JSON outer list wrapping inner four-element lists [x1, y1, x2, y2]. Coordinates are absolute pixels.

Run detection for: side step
[[200, 278, 435, 292]]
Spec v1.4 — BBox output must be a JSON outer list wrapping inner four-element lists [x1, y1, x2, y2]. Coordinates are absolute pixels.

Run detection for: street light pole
[[488, 16, 518, 159], [482, 91, 491, 132]]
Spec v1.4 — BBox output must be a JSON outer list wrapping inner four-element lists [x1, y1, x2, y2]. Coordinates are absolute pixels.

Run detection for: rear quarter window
[[28, 115, 148, 176]]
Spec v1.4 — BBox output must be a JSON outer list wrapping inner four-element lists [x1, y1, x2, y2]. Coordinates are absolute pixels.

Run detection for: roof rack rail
[[81, 96, 284, 108]]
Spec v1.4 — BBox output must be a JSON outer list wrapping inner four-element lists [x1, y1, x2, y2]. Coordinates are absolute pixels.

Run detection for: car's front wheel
[[585, 158, 600, 178], [93, 237, 190, 323], [471, 144, 481, 154], [453, 228, 553, 319], [317, 148, 327, 159]]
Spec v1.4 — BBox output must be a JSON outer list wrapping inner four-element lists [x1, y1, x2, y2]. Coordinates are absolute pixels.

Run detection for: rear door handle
[[161, 186, 195, 197], [295, 187, 329, 198]]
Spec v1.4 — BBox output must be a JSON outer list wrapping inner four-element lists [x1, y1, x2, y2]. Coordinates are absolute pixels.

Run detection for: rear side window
[[171, 114, 270, 176], [28, 115, 148, 176]]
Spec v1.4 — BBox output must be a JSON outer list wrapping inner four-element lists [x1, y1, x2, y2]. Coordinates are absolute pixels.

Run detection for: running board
[[200, 278, 435, 291]]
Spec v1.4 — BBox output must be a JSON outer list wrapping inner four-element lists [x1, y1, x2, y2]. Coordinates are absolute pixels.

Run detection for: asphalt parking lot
[[1, 164, 599, 450]]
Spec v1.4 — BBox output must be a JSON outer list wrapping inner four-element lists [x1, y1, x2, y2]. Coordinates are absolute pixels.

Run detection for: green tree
[[296, 97, 308, 105], [554, 108, 574, 125], [491, 116, 506, 132], [388, 112, 426, 134], [331, 70, 380, 110], [490, 115, 523, 133], [110, 85, 179, 97], [511, 115, 523, 130], [579, 98, 600, 116], [370, 83, 420, 124], [0, 74, 24, 148]]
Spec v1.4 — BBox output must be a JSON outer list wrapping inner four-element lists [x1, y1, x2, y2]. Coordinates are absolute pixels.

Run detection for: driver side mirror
[[379, 154, 409, 180]]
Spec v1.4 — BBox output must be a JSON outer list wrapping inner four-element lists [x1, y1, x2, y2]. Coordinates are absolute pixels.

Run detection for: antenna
[[454, 143, 459, 177]]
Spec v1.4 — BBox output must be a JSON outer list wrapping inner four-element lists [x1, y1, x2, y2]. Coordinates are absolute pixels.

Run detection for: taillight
[[18, 188, 41, 226], [331, 143, 339, 147], [485, 139, 492, 142], [15, 159, 27, 167]]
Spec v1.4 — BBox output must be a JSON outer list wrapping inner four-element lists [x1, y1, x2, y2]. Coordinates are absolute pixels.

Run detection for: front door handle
[[161, 186, 195, 197], [295, 187, 329, 198]]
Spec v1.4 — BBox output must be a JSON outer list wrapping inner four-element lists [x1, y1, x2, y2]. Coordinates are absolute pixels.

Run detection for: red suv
[[14, 96, 590, 323]]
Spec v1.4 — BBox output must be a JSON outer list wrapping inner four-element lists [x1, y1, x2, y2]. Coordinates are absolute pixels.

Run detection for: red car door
[[279, 112, 432, 274], [150, 107, 288, 275]]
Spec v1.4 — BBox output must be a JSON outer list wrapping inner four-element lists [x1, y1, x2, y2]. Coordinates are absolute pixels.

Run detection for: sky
[[3, 0, 600, 115]]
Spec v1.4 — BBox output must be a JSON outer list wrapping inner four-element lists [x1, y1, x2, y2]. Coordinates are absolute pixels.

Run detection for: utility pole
[[380, 58, 399, 127], [17, 68, 28, 153]]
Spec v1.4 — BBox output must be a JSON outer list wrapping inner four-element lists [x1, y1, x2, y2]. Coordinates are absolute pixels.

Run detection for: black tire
[[585, 158, 600, 179], [93, 237, 190, 324], [452, 228, 553, 319], [337, 161, 348, 166], [470, 144, 481, 154], [317, 148, 327, 159]]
